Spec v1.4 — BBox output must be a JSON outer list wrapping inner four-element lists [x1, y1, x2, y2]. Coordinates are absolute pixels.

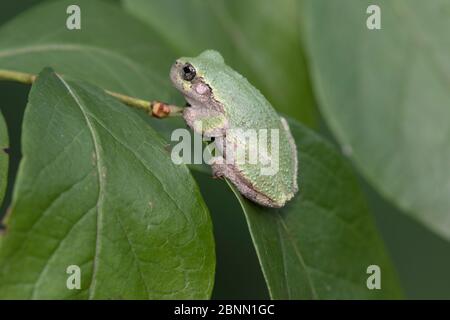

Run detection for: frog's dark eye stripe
[[182, 63, 196, 81]]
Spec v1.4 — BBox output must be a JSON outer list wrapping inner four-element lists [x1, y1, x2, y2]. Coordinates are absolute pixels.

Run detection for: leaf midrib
[[56, 74, 106, 299], [276, 215, 319, 299]]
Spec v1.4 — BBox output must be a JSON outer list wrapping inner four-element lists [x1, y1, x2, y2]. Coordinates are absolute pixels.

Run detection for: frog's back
[[189, 50, 298, 207]]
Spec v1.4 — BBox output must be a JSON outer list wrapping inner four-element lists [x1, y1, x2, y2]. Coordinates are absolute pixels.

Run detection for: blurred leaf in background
[[0, 111, 7, 208], [0, 0, 179, 117], [364, 180, 450, 299], [123, 0, 317, 127], [303, 0, 450, 240]]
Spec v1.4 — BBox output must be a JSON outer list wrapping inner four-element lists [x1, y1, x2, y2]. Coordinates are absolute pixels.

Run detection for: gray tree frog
[[170, 50, 298, 208]]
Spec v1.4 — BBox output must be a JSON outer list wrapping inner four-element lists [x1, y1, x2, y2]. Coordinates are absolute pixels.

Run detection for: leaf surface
[[229, 119, 402, 299], [0, 69, 215, 299], [303, 0, 450, 239]]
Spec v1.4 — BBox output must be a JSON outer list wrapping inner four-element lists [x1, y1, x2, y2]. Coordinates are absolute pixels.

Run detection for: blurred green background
[[0, 0, 449, 299]]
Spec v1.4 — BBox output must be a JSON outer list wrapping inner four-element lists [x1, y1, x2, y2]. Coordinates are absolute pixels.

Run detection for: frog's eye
[[182, 63, 196, 81]]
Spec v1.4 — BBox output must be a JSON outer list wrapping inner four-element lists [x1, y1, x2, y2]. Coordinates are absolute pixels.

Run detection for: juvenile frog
[[170, 50, 298, 208]]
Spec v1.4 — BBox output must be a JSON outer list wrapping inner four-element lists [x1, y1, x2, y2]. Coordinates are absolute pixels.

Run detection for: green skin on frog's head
[[170, 50, 298, 208]]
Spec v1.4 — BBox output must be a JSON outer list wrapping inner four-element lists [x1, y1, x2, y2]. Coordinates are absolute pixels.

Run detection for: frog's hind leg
[[211, 161, 281, 208]]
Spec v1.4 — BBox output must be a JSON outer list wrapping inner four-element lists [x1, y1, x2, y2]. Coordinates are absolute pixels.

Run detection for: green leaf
[[229, 119, 402, 299], [302, 0, 450, 239], [123, 0, 317, 127], [0, 111, 8, 208], [0, 69, 215, 299]]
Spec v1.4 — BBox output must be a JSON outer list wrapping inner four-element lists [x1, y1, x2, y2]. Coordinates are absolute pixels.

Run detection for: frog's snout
[[169, 60, 183, 88]]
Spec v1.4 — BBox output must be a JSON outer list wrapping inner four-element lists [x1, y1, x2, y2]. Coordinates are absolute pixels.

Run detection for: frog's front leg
[[183, 107, 228, 137]]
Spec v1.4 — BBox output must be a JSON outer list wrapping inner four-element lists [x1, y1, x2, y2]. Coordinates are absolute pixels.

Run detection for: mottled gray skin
[[170, 50, 298, 208]]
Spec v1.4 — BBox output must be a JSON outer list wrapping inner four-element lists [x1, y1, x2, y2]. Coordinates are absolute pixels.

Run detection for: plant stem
[[0, 69, 183, 119], [0, 69, 36, 84]]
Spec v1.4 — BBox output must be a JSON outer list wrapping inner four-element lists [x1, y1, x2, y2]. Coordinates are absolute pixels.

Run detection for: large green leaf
[[229, 119, 402, 299], [0, 69, 215, 299], [302, 0, 450, 239], [123, 0, 317, 127], [0, 111, 8, 208]]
